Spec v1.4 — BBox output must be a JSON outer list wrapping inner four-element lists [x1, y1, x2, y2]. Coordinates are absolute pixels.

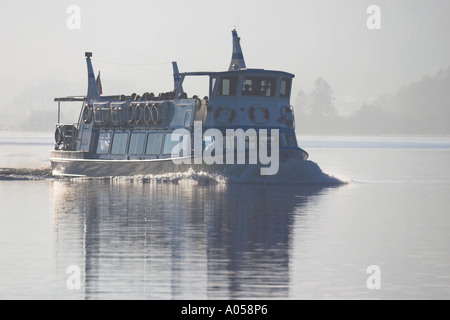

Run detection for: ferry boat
[[50, 29, 308, 177]]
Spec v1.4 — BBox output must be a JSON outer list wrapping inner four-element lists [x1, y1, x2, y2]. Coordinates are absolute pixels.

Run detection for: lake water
[[1, 131, 450, 300]]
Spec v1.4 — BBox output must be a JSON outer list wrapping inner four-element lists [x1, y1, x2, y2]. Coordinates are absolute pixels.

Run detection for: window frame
[[241, 76, 276, 97], [217, 76, 238, 96], [210, 77, 217, 96], [145, 132, 164, 156], [184, 110, 192, 128], [128, 132, 146, 155], [162, 132, 182, 156], [111, 132, 129, 155], [96, 132, 112, 154], [280, 77, 292, 98]]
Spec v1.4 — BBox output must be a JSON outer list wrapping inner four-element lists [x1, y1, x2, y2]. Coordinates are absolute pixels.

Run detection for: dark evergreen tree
[[309, 77, 336, 118]]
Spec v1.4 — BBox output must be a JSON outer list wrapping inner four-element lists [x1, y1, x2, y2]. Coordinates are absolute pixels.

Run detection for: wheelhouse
[[172, 69, 297, 149]]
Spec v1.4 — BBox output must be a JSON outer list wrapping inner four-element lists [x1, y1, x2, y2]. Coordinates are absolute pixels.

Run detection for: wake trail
[[1, 159, 345, 185], [0, 167, 53, 181]]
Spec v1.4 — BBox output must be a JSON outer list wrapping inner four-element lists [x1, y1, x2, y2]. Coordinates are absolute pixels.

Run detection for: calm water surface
[[1, 132, 450, 299]]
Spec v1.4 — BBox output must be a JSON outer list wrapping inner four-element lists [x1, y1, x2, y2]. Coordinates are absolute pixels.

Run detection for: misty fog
[[1, 0, 449, 135], [295, 66, 450, 135]]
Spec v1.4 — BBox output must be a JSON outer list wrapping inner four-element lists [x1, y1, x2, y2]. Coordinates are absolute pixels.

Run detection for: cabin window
[[128, 133, 146, 155], [280, 78, 292, 97], [145, 132, 163, 155], [94, 108, 103, 125], [96, 132, 111, 154], [184, 111, 192, 128], [162, 132, 181, 155], [111, 133, 129, 155], [242, 77, 276, 97], [217, 76, 238, 96], [210, 77, 217, 96]]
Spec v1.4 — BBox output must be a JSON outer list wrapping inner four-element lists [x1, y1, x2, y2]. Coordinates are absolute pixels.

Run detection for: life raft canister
[[249, 105, 270, 124], [214, 106, 236, 124]]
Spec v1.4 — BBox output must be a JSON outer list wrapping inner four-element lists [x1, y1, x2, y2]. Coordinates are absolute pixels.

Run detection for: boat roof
[[178, 68, 295, 79]]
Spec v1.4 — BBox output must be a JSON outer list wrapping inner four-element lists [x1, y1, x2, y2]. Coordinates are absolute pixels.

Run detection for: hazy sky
[[1, 0, 450, 116]]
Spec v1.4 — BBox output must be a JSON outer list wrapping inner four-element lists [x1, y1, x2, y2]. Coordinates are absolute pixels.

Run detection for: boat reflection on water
[[51, 178, 337, 299]]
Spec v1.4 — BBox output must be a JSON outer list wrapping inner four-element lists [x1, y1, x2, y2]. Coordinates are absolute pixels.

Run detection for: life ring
[[127, 105, 135, 124], [278, 105, 294, 127], [82, 104, 93, 124], [151, 104, 160, 125], [249, 105, 270, 124], [134, 104, 143, 124], [214, 106, 236, 124], [54, 126, 64, 145], [144, 104, 153, 125]]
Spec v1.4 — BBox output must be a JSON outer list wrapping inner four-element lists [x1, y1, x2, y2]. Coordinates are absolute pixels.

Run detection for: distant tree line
[[294, 66, 450, 135]]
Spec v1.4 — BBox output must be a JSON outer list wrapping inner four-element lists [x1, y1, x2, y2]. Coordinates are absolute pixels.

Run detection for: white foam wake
[[1, 157, 343, 185], [0, 168, 53, 181], [221, 158, 343, 185], [119, 169, 229, 184], [103, 157, 343, 185]]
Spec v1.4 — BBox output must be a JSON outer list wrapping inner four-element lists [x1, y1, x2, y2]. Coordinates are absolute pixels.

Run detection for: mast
[[228, 28, 246, 71], [172, 61, 184, 98], [85, 52, 100, 100]]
